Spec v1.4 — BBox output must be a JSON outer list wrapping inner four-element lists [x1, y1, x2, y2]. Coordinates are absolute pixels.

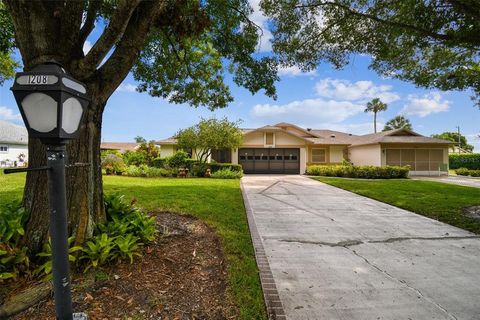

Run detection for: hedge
[[455, 168, 480, 177], [449, 154, 480, 170], [306, 165, 410, 179], [192, 162, 243, 177]]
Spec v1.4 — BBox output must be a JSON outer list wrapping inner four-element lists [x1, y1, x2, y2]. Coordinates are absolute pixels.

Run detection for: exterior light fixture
[[8, 62, 89, 320]]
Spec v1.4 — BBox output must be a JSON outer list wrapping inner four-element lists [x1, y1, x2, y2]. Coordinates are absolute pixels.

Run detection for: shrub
[[123, 151, 146, 166], [152, 157, 166, 168], [0, 201, 28, 246], [455, 167, 480, 177], [102, 154, 127, 175], [0, 245, 29, 281], [211, 168, 243, 179], [35, 237, 82, 279], [449, 154, 480, 170], [80, 233, 117, 272], [306, 165, 409, 179], [165, 151, 190, 168], [125, 165, 173, 177], [192, 162, 243, 177]]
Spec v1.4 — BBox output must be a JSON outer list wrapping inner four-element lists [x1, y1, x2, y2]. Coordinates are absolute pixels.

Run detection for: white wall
[[160, 145, 175, 158], [0, 143, 28, 166], [300, 147, 307, 174], [349, 144, 381, 166]]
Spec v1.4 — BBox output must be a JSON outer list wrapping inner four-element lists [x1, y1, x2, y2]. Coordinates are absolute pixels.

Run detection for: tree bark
[[374, 112, 377, 133]]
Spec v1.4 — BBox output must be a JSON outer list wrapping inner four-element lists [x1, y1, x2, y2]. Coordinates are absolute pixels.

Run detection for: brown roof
[[348, 128, 452, 146], [155, 137, 178, 145], [308, 130, 358, 145], [100, 142, 139, 152]]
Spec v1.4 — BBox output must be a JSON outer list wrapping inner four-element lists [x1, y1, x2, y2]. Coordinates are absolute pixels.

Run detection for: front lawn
[[313, 177, 480, 234], [0, 172, 266, 320]]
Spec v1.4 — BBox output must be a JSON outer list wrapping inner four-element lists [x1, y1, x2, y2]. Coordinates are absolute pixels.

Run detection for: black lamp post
[[9, 62, 89, 320]]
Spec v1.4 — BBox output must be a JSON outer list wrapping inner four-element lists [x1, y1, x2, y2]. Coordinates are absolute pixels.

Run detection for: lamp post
[[9, 62, 89, 320]]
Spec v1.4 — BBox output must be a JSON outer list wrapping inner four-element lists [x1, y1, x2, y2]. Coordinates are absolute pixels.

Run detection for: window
[[311, 148, 326, 163], [265, 132, 274, 145], [0, 145, 8, 153]]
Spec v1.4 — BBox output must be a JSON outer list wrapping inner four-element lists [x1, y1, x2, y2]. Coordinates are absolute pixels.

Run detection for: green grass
[[314, 177, 480, 234], [0, 172, 266, 320]]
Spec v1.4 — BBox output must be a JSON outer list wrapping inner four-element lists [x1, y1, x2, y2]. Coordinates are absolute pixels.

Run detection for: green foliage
[[455, 168, 480, 177], [306, 165, 410, 179], [165, 150, 190, 168], [80, 233, 117, 272], [0, 244, 29, 281], [383, 115, 413, 131], [114, 234, 142, 263], [262, 1, 480, 106], [0, 201, 28, 246], [152, 157, 166, 168], [211, 168, 243, 179], [125, 165, 174, 178], [433, 132, 474, 152], [102, 154, 127, 175], [176, 118, 243, 163], [35, 237, 82, 279], [136, 141, 161, 166], [0, 2, 16, 85], [123, 151, 147, 166], [449, 154, 480, 170], [192, 162, 243, 177]]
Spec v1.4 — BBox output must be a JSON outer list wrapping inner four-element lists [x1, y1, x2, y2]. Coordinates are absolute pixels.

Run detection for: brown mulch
[[10, 213, 237, 320]]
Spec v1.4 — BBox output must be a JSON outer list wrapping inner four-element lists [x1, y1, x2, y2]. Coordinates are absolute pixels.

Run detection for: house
[[449, 145, 472, 154], [0, 120, 28, 167], [157, 122, 452, 175], [100, 142, 140, 153]]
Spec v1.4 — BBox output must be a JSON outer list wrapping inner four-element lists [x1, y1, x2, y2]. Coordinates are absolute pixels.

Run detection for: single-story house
[[0, 120, 28, 167], [100, 142, 140, 153], [157, 122, 452, 176]]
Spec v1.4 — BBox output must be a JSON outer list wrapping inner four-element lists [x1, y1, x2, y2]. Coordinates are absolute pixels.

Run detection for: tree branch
[[93, 1, 167, 102], [79, 0, 101, 45], [80, 0, 142, 72]]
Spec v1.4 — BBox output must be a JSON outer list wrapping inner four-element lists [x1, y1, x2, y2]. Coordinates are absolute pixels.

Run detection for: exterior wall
[[349, 144, 382, 166], [274, 132, 306, 147], [0, 143, 28, 166], [160, 145, 176, 158], [306, 145, 347, 165], [329, 146, 345, 163], [231, 149, 238, 165], [242, 131, 265, 146], [300, 147, 307, 174]]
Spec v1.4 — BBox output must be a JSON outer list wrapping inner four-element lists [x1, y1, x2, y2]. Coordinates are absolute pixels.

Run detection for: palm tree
[[383, 115, 413, 131], [364, 98, 388, 133]]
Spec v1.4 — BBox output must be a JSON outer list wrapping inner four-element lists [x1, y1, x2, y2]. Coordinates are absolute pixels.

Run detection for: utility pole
[[456, 126, 461, 154]]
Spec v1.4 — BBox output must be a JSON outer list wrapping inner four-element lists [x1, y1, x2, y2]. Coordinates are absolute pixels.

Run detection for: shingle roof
[[0, 120, 28, 145], [308, 130, 358, 145], [347, 128, 452, 146], [100, 142, 139, 152]]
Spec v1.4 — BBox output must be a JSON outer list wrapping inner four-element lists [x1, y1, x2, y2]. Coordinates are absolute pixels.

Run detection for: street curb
[[240, 180, 287, 320]]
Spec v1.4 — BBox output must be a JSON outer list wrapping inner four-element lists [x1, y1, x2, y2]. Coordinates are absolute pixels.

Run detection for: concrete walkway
[[412, 175, 480, 188], [241, 175, 480, 320]]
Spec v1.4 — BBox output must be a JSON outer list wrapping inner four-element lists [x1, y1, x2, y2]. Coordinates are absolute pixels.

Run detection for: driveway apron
[[241, 175, 480, 320]]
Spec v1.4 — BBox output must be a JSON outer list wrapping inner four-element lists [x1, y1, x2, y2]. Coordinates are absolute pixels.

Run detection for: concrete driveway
[[412, 175, 480, 189], [241, 175, 480, 320]]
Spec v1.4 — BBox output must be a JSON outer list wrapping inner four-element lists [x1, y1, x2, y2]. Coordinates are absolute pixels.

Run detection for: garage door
[[238, 148, 300, 174], [385, 149, 445, 172]]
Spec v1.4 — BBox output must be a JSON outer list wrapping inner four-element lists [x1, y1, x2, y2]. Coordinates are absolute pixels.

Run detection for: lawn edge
[[240, 179, 287, 320]]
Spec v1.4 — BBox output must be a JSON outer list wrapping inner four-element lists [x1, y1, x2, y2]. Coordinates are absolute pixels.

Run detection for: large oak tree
[[262, 0, 480, 106], [1, 0, 278, 254]]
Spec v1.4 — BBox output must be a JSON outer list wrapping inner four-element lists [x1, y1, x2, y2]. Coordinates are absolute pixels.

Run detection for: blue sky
[[1, 3, 479, 150]]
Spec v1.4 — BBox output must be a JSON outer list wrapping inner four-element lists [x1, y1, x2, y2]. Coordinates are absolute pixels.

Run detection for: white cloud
[[277, 66, 317, 77], [116, 83, 137, 93], [249, 0, 273, 52], [315, 78, 400, 103], [251, 98, 364, 126], [401, 92, 450, 117], [83, 40, 92, 55], [0, 106, 22, 122]]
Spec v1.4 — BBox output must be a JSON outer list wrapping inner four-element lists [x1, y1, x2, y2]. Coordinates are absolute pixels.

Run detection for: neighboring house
[[100, 142, 140, 153], [157, 122, 452, 176], [0, 120, 28, 167], [449, 145, 472, 154]]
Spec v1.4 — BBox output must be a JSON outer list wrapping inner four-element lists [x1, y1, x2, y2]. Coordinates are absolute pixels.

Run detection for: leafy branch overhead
[[2, 0, 279, 109], [262, 0, 480, 107]]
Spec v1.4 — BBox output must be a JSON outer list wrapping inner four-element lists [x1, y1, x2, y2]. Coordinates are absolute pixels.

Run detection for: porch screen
[[385, 149, 445, 171], [312, 149, 326, 163]]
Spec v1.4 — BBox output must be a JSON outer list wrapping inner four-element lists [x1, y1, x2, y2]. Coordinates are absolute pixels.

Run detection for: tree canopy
[[176, 118, 243, 163], [364, 98, 387, 133], [432, 131, 474, 152], [262, 0, 480, 107], [383, 115, 412, 131]]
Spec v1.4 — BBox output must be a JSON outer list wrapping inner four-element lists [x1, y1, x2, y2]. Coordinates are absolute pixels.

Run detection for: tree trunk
[[22, 97, 106, 254], [374, 112, 377, 133]]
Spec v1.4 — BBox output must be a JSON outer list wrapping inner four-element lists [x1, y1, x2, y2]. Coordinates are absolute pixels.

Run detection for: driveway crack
[[369, 235, 480, 243], [280, 239, 363, 247], [349, 248, 458, 320]]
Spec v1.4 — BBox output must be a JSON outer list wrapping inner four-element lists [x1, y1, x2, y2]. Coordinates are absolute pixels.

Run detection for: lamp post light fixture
[[8, 62, 89, 320]]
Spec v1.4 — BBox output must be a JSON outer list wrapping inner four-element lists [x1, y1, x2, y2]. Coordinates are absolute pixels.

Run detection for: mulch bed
[[9, 212, 237, 319]]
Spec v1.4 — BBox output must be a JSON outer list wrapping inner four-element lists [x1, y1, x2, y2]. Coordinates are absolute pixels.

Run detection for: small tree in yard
[[176, 118, 243, 163]]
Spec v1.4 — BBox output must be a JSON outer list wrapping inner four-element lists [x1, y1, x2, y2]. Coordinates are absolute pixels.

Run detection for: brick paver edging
[[240, 180, 287, 320]]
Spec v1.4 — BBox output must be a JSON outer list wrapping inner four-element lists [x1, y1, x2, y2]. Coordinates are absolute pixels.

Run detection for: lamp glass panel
[[21, 93, 57, 132], [61, 98, 83, 134], [62, 78, 86, 93]]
